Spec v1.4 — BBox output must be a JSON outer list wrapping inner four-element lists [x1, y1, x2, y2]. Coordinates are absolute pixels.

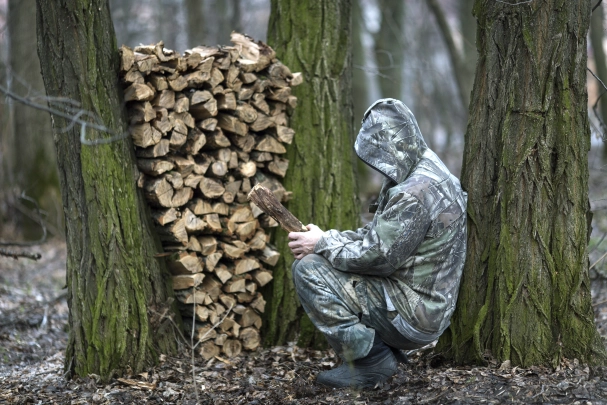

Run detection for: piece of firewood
[[239, 307, 262, 328], [187, 235, 202, 252], [202, 251, 222, 272], [135, 138, 170, 158], [259, 245, 280, 266], [222, 339, 242, 358], [156, 218, 188, 245], [172, 273, 205, 290], [274, 125, 295, 144], [213, 263, 234, 284], [254, 135, 286, 154], [124, 83, 155, 102], [227, 133, 255, 152], [267, 156, 289, 178], [216, 92, 237, 110], [175, 288, 208, 305], [129, 101, 156, 124], [234, 257, 260, 275], [137, 158, 174, 176], [151, 208, 180, 226], [183, 208, 207, 233], [142, 176, 173, 207], [217, 114, 248, 136], [205, 129, 231, 149], [219, 294, 237, 310], [223, 278, 246, 293], [250, 294, 266, 313], [251, 93, 270, 114], [167, 251, 203, 275], [130, 123, 161, 148], [247, 184, 306, 232], [199, 177, 225, 199], [152, 89, 175, 109], [252, 269, 273, 287], [247, 231, 267, 251], [198, 236, 217, 255], [240, 327, 260, 351], [189, 98, 217, 119]]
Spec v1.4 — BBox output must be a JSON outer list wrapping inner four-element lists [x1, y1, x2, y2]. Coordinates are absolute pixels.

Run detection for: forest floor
[[1, 152, 607, 404]]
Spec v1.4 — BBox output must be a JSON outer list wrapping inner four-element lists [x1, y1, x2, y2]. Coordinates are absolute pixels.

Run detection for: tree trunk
[[264, 0, 359, 347], [36, 0, 178, 381], [590, 2, 607, 160], [438, 0, 606, 367], [7, 0, 61, 238], [374, 0, 404, 100], [185, 0, 208, 45]]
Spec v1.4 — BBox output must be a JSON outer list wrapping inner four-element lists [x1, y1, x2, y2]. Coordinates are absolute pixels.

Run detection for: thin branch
[[587, 67, 607, 141], [0, 248, 41, 260], [590, 250, 607, 270], [0, 83, 129, 146], [495, 0, 533, 5], [594, 0, 603, 13]]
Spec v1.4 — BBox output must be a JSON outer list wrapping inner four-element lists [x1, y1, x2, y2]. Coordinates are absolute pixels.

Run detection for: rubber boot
[[316, 334, 398, 389]]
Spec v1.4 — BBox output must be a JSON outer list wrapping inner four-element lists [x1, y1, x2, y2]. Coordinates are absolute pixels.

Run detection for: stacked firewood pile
[[118, 33, 301, 360]]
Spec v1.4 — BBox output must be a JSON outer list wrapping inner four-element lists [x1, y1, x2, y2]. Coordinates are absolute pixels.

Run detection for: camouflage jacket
[[314, 99, 467, 345]]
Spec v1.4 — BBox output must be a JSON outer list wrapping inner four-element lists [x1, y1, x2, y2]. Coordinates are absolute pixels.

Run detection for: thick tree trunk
[[36, 0, 178, 381], [590, 2, 607, 160], [374, 0, 404, 100], [264, 0, 359, 347], [7, 0, 60, 238], [438, 0, 606, 366]]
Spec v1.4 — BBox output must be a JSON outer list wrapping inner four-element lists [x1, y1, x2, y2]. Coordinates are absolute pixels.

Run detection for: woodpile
[[119, 33, 301, 360]]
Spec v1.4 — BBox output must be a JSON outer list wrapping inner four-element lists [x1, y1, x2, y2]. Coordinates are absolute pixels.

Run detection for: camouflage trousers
[[292, 254, 423, 362]]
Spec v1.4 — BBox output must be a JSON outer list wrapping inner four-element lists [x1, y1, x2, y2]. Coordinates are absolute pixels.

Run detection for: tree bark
[[438, 0, 606, 366], [36, 0, 178, 381], [374, 0, 404, 100], [265, 0, 359, 347], [7, 0, 61, 238], [590, 2, 607, 159]]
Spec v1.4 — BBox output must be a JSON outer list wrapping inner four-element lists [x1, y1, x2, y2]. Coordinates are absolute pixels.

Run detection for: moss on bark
[[36, 0, 178, 381], [263, 0, 359, 347], [438, 0, 606, 367]]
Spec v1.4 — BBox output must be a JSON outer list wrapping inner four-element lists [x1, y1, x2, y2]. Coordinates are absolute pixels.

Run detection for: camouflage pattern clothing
[[292, 99, 467, 361]]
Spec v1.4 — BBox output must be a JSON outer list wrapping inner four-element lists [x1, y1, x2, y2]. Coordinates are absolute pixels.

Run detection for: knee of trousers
[[291, 254, 326, 291]]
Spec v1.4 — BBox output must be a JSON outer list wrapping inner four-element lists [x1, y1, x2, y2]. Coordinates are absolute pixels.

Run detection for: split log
[[175, 288, 208, 305], [254, 135, 286, 154], [222, 339, 242, 358], [167, 251, 203, 275], [239, 307, 262, 328], [259, 246, 280, 266], [135, 138, 170, 158], [252, 269, 273, 287], [216, 92, 237, 110], [240, 327, 260, 351], [202, 251, 222, 272], [151, 208, 180, 226], [188, 198, 214, 216], [137, 158, 174, 176], [124, 83, 155, 101], [204, 214, 223, 233], [172, 273, 205, 290], [247, 184, 306, 232], [131, 123, 161, 148], [171, 187, 193, 208], [223, 278, 246, 293], [250, 294, 266, 313], [129, 101, 156, 124], [183, 208, 207, 233], [152, 89, 175, 109], [199, 341, 220, 360], [142, 176, 173, 207], [205, 129, 231, 149], [200, 177, 225, 199], [156, 218, 188, 245], [198, 236, 218, 255], [217, 114, 248, 136], [213, 263, 233, 284], [234, 257, 260, 275]]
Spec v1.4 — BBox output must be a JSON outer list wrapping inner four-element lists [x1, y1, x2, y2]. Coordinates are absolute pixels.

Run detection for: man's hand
[[288, 224, 324, 260]]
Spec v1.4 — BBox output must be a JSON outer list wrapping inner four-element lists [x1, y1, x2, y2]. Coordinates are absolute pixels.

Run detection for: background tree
[[36, 0, 178, 380], [5, 0, 60, 238], [590, 0, 607, 160], [263, 0, 359, 346], [373, 0, 405, 100], [438, 0, 606, 366]]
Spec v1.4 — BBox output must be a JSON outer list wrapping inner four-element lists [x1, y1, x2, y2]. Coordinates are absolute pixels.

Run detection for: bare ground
[[1, 151, 607, 404]]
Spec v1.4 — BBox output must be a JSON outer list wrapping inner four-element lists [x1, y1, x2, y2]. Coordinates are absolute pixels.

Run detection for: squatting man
[[287, 99, 467, 389]]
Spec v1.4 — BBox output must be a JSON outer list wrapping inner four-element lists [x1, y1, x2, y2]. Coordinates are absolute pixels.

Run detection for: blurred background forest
[[0, 0, 606, 275]]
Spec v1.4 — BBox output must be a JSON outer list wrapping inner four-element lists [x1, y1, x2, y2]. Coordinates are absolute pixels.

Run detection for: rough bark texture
[[590, 2, 607, 160], [374, 0, 404, 100], [265, 0, 359, 347], [7, 0, 60, 237], [438, 0, 606, 367], [36, 0, 178, 381]]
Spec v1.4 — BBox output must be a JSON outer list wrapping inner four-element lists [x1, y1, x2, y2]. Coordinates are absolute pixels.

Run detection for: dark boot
[[316, 334, 398, 389]]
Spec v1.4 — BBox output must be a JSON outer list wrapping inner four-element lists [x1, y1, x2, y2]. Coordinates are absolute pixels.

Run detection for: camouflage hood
[[355, 99, 428, 184]]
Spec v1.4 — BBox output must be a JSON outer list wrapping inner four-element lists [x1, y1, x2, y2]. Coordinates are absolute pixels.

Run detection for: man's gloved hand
[[288, 224, 324, 260]]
